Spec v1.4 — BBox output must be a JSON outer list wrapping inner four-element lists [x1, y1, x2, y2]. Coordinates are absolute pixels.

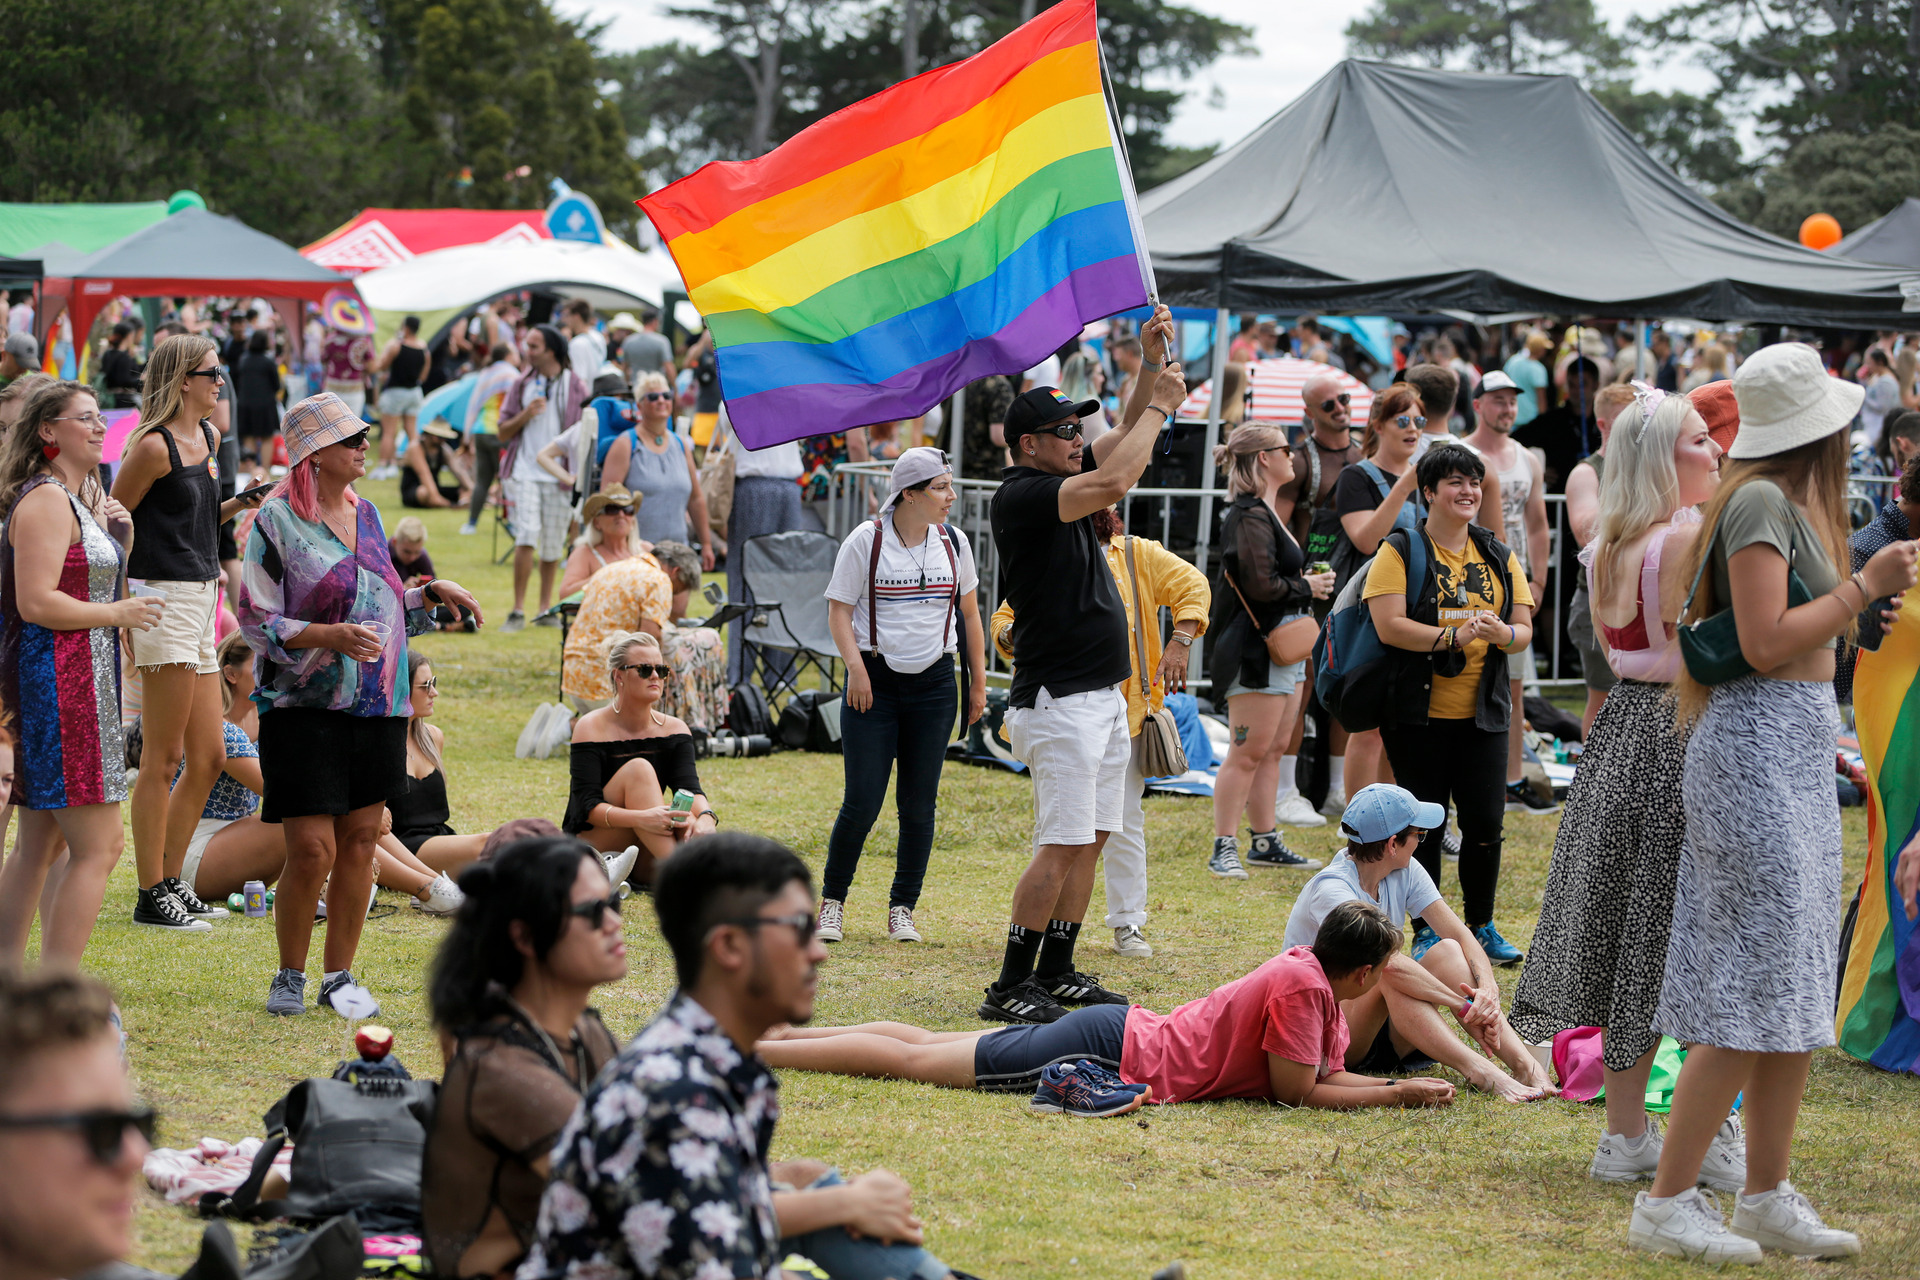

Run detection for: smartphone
[[235, 482, 274, 503]]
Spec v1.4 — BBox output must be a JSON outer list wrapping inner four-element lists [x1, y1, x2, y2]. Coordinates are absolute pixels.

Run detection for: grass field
[[30, 478, 1920, 1279]]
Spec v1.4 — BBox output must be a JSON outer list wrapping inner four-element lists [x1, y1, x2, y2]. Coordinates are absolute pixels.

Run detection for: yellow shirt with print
[[1361, 536, 1534, 720]]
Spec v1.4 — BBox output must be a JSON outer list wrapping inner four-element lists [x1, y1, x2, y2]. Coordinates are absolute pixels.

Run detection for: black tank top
[[390, 766, 451, 834], [127, 422, 220, 581], [388, 344, 427, 390]]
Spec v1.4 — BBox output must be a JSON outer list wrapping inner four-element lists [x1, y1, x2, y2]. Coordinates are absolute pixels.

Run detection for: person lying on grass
[[1281, 783, 1558, 1103], [758, 899, 1456, 1111]]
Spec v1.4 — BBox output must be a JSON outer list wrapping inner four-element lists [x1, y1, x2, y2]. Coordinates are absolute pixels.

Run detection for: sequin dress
[[0, 475, 128, 808]]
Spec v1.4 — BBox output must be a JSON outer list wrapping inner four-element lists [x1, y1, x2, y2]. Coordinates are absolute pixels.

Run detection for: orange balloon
[[1799, 212, 1843, 250]]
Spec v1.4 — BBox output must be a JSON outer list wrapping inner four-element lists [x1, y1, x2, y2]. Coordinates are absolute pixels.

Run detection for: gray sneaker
[[500, 610, 527, 633], [534, 612, 561, 628], [266, 968, 307, 1016], [1208, 837, 1249, 880]]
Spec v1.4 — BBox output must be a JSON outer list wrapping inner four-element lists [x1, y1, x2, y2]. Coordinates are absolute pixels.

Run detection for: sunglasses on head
[[0, 1108, 158, 1164], [641, 392, 673, 403], [570, 881, 633, 929], [616, 662, 674, 678], [1031, 420, 1083, 441], [1393, 414, 1429, 430], [718, 910, 817, 946], [336, 429, 370, 451], [1319, 394, 1352, 413]]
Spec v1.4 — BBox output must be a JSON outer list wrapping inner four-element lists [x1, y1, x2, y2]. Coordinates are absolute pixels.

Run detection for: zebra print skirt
[[1653, 675, 1844, 1053]]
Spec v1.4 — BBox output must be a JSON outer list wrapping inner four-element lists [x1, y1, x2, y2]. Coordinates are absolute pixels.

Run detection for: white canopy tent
[[353, 238, 694, 349]]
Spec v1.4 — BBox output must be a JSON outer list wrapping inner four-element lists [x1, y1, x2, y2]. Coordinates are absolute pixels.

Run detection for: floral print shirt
[[518, 993, 782, 1280], [237, 493, 433, 719], [560, 554, 674, 704]]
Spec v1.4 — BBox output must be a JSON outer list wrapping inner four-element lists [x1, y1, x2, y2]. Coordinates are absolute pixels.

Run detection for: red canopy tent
[[301, 208, 550, 276]]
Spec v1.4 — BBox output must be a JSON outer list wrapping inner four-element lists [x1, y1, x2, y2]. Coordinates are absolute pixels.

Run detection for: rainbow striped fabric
[[637, 0, 1152, 449], [1837, 590, 1920, 1073]]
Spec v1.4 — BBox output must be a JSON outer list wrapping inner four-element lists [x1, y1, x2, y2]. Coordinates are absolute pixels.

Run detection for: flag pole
[[1096, 25, 1158, 308]]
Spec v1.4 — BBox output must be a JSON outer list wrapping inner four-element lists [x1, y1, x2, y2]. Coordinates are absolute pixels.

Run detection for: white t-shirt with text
[[826, 517, 979, 673]]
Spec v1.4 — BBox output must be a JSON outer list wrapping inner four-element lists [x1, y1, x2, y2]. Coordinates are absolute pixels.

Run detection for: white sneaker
[[887, 904, 922, 942], [816, 898, 845, 943], [603, 845, 640, 887], [1318, 788, 1347, 819], [1275, 790, 1327, 828], [1112, 925, 1153, 958], [537, 704, 574, 759], [1731, 1181, 1859, 1258], [1698, 1113, 1747, 1193], [457, 522, 478, 535], [1591, 1124, 1662, 1183], [1628, 1188, 1762, 1264], [411, 873, 464, 916], [515, 702, 554, 758]]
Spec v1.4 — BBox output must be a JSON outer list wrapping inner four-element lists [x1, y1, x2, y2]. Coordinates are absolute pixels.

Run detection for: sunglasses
[[598, 506, 635, 518], [0, 1108, 158, 1164], [185, 368, 224, 382], [1032, 421, 1083, 441], [1319, 394, 1352, 413], [719, 910, 817, 946], [641, 392, 673, 403], [570, 881, 634, 930], [1393, 415, 1429, 430], [337, 429, 370, 451], [616, 663, 674, 678], [413, 676, 437, 692]]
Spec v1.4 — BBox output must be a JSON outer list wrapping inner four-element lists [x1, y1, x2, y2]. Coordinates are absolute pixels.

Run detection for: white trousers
[[1102, 754, 1148, 930]]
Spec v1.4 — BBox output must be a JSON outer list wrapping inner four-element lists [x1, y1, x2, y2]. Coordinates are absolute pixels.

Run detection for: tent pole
[[948, 384, 965, 463], [1194, 306, 1231, 573], [1635, 319, 1649, 379]]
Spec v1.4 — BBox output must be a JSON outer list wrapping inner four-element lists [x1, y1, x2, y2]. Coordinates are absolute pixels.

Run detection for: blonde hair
[[392, 516, 428, 545], [1212, 422, 1288, 497], [129, 334, 217, 456], [1218, 362, 1248, 425], [406, 648, 443, 771], [604, 629, 661, 676], [1594, 384, 1637, 419], [1591, 394, 1692, 605], [216, 630, 252, 714], [634, 371, 671, 397], [1699, 343, 1729, 375]]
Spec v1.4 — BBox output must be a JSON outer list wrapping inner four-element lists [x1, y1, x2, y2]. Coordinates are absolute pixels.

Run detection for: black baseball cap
[[1004, 386, 1100, 440]]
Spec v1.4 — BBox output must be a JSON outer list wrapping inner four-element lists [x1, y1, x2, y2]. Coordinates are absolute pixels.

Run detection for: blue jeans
[[783, 1169, 949, 1280], [822, 653, 955, 908]]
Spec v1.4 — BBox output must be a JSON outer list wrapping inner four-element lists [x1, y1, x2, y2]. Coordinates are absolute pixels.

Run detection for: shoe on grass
[[1410, 923, 1440, 961], [1699, 1114, 1747, 1193], [457, 521, 478, 535], [887, 904, 922, 942], [411, 873, 464, 916], [816, 898, 844, 943], [1473, 921, 1525, 966], [1112, 925, 1153, 958], [1628, 1188, 1761, 1264], [1274, 790, 1326, 828], [165, 876, 227, 918], [133, 886, 212, 933], [1591, 1123, 1662, 1183], [1208, 837, 1248, 880], [1730, 1181, 1859, 1258], [978, 976, 1066, 1025], [1039, 969, 1128, 1006], [1505, 779, 1561, 815], [534, 612, 561, 628], [1318, 787, 1347, 818], [501, 610, 527, 633], [1246, 831, 1323, 870], [602, 845, 640, 887], [319, 971, 380, 1020], [266, 968, 307, 1016], [1441, 825, 1462, 861], [1029, 1061, 1148, 1118]]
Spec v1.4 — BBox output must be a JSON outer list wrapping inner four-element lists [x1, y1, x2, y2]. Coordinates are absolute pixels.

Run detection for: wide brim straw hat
[[1727, 342, 1864, 460], [283, 393, 366, 466], [581, 485, 640, 523]]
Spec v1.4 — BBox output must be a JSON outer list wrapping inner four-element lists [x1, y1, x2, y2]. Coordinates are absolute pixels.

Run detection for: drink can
[[228, 893, 246, 912], [243, 880, 269, 917], [1309, 561, 1333, 576]]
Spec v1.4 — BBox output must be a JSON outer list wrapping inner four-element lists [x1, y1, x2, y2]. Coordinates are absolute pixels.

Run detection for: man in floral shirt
[[520, 834, 941, 1280]]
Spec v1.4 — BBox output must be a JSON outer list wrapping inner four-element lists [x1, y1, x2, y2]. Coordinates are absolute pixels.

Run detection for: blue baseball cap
[[1339, 783, 1445, 844]]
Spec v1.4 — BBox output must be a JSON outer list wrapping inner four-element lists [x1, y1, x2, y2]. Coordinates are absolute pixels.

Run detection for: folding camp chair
[[739, 530, 843, 700]]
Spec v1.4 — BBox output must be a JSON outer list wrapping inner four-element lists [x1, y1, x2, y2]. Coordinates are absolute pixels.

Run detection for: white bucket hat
[[1728, 342, 1863, 460]]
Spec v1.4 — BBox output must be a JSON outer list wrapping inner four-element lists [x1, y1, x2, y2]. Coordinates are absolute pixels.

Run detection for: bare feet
[[1464, 1061, 1554, 1103]]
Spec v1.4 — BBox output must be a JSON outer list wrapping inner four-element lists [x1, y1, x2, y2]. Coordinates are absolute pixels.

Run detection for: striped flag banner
[[637, 0, 1153, 449], [1177, 356, 1377, 426]]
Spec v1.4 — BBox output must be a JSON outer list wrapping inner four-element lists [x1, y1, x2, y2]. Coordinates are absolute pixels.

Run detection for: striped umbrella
[[1177, 356, 1375, 426]]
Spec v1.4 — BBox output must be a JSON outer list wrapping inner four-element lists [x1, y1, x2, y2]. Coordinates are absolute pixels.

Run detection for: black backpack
[[777, 689, 843, 753], [728, 681, 774, 738]]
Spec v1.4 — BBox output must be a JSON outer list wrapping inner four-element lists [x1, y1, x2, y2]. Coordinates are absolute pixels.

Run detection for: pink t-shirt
[[1120, 947, 1351, 1104]]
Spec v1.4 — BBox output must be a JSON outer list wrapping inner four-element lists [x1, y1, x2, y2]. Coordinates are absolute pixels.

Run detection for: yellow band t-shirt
[[1362, 536, 1535, 720]]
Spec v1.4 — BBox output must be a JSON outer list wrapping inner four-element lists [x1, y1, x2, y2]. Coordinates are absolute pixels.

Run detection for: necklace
[[896, 514, 934, 589]]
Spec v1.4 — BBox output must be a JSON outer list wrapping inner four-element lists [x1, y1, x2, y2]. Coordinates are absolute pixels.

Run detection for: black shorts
[[1350, 1019, 1437, 1075], [397, 824, 456, 854], [258, 708, 407, 822], [972, 1004, 1127, 1093]]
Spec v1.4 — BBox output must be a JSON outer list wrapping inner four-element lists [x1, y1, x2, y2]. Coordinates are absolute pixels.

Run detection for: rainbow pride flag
[[1837, 590, 1920, 1073], [637, 0, 1153, 449]]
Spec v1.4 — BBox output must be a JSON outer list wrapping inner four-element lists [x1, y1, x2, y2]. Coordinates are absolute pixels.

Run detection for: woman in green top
[[1624, 344, 1918, 1264]]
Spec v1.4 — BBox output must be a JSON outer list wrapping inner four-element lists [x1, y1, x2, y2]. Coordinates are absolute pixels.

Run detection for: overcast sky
[[562, 0, 1724, 153]]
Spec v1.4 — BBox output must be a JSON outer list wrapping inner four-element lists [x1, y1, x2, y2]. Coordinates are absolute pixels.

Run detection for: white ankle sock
[[1279, 756, 1299, 793], [1329, 756, 1346, 792]]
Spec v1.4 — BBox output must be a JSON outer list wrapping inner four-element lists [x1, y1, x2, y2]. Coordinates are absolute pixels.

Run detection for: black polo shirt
[[990, 465, 1129, 708]]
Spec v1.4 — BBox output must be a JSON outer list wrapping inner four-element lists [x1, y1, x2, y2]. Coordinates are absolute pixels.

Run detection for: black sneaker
[[1039, 970, 1129, 1006], [1505, 780, 1562, 815], [133, 887, 212, 932], [164, 876, 227, 919], [978, 976, 1067, 1024], [1246, 831, 1324, 870]]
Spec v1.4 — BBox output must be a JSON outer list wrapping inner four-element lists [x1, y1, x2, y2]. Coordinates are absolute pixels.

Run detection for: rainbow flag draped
[[637, 0, 1153, 449], [1837, 591, 1920, 1073]]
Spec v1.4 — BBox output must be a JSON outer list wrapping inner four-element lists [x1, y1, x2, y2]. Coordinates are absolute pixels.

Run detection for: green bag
[[1677, 512, 1812, 686]]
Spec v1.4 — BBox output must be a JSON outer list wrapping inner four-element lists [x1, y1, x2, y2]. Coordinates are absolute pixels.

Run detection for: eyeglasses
[[413, 677, 437, 692], [641, 392, 673, 403], [185, 369, 224, 382], [50, 412, 108, 427], [0, 1108, 158, 1164], [570, 881, 633, 929], [337, 430, 370, 450], [719, 910, 817, 946], [616, 663, 674, 678], [1033, 421, 1083, 440], [1393, 415, 1428, 430], [1319, 394, 1352, 412]]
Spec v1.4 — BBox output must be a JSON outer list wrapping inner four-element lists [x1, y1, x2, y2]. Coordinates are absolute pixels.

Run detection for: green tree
[[1588, 82, 1750, 187], [1712, 123, 1920, 237], [1346, 0, 1627, 75]]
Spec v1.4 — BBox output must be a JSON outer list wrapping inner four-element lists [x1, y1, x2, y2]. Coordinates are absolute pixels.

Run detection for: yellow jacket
[[991, 535, 1211, 737]]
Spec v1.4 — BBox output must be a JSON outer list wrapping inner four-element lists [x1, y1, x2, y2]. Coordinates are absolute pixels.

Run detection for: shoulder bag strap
[[1680, 509, 1723, 619], [937, 523, 959, 650], [1223, 564, 1264, 637], [866, 517, 885, 652], [1124, 536, 1151, 698]]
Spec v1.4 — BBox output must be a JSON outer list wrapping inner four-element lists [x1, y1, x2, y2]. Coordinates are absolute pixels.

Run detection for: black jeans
[[822, 653, 956, 909], [1379, 716, 1508, 928]]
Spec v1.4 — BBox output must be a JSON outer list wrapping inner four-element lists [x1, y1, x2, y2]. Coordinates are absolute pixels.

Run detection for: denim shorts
[[1223, 612, 1308, 699], [972, 1004, 1128, 1093]]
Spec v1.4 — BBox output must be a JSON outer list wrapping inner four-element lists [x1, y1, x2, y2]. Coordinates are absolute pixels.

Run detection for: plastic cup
[[361, 621, 392, 655]]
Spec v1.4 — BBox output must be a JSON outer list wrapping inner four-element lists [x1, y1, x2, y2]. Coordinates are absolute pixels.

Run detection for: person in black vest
[[980, 307, 1185, 1025]]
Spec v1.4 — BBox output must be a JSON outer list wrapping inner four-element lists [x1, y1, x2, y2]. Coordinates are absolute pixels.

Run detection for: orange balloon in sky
[[1800, 212, 1843, 250]]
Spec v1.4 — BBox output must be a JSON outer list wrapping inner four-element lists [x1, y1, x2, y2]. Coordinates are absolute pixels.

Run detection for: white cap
[[879, 446, 953, 514], [1474, 370, 1520, 398]]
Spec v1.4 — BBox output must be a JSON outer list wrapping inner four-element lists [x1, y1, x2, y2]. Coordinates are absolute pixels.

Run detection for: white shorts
[[508, 477, 573, 561], [181, 816, 233, 895], [324, 384, 367, 417], [130, 578, 221, 674], [1004, 683, 1130, 847]]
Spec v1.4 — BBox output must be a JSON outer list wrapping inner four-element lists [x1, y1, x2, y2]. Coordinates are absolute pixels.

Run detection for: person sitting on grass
[[1281, 783, 1558, 1103], [559, 544, 674, 713], [758, 900, 1457, 1112], [382, 650, 493, 877], [388, 516, 436, 589], [400, 420, 471, 510], [521, 833, 961, 1280], [564, 631, 715, 885], [557, 486, 644, 599]]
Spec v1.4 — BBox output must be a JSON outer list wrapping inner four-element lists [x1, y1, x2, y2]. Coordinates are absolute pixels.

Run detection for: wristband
[[1144, 404, 1171, 423], [1506, 622, 1517, 650], [423, 579, 442, 605]]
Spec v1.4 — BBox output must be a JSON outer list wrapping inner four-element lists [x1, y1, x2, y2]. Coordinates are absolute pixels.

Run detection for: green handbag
[[1677, 513, 1813, 686]]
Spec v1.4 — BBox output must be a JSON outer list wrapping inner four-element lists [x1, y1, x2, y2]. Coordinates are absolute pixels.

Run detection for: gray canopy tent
[[1834, 199, 1920, 271]]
